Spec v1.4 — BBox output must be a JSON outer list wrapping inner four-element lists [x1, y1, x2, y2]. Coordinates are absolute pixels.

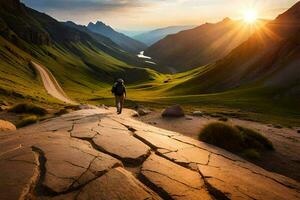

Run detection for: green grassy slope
[[0, 0, 158, 104], [122, 3, 300, 126]]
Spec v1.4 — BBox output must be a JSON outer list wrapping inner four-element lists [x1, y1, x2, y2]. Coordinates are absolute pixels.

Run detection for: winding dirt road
[[31, 62, 76, 104]]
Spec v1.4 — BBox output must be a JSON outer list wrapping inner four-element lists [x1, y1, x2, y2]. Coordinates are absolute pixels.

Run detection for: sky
[[21, 0, 299, 31]]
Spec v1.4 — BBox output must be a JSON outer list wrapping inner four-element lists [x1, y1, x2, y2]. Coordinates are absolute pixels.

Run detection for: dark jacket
[[111, 82, 126, 96]]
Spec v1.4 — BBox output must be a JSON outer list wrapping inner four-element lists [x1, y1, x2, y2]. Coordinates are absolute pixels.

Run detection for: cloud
[[21, 0, 145, 12]]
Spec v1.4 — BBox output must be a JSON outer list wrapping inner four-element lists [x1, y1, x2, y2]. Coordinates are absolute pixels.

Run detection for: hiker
[[111, 78, 126, 114]]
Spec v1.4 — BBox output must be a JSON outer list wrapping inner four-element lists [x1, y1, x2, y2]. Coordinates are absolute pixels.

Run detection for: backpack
[[113, 82, 125, 96]]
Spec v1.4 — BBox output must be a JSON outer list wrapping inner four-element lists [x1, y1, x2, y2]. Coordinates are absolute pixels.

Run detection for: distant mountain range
[[87, 21, 147, 53], [174, 2, 300, 99], [133, 25, 195, 46], [0, 0, 156, 102], [145, 18, 268, 72]]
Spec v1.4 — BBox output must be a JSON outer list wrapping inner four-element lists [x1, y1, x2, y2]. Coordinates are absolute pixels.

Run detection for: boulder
[[0, 120, 16, 131], [161, 105, 185, 118]]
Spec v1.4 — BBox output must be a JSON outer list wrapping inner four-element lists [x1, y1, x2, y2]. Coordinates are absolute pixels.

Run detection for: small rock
[[162, 105, 185, 118], [132, 111, 139, 117], [137, 108, 151, 116], [134, 105, 151, 116], [0, 120, 16, 131], [192, 111, 204, 116]]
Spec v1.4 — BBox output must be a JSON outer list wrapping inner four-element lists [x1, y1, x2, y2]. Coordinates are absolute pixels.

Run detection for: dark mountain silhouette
[[146, 18, 267, 72], [88, 21, 147, 53], [174, 2, 300, 99], [133, 25, 195, 46]]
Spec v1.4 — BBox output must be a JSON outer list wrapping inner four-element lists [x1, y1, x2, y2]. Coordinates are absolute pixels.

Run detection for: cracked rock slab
[[0, 147, 36, 200], [92, 126, 151, 163], [198, 154, 300, 200], [77, 167, 162, 200], [141, 154, 212, 200], [135, 130, 210, 165], [34, 138, 122, 193], [70, 122, 99, 139]]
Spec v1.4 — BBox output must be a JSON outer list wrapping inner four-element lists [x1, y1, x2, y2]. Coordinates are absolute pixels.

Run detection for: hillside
[[88, 21, 147, 54], [154, 1, 300, 117], [0, 0, 158, 104], [145, 18, 267, 72], [172, 2, 300, 95], [133, 25, 195, 46]]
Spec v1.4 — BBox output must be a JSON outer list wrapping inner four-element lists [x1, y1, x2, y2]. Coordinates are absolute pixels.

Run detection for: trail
[[31, 62, 76, 104]]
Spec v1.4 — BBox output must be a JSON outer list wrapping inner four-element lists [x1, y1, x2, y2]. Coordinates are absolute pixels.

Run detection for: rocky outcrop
[[0, 120, 16, 131], [0, 108, 299, 200], [162, 105, 185, 118]]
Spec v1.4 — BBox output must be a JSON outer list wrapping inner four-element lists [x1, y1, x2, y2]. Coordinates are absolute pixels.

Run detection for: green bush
[[16, 115, 38, 128], [236, 125, 274, 150], [8, 103, 48, 116], [198, 122, 274, 159], [242, 149, 261, 160], [198, 122, 244, 152]]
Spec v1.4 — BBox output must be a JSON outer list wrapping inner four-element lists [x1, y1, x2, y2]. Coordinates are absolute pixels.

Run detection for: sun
[[243, 10, 257, 24]]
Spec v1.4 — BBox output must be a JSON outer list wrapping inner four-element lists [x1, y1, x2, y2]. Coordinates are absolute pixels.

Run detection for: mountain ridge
[[145, 18, 267, 72], [88, 21, 147, 53], [133, 25, 195, 46]]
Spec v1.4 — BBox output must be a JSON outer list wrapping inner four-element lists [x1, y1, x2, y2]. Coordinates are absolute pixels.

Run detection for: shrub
[[55, 108, 69, 116], [236, 126, 274, 150], [16, 115, 38, 128], [242, 149, 261, 160], [198, 122, 244, 152], [198, 122, 274, 159], [8, 103, 48, 116]]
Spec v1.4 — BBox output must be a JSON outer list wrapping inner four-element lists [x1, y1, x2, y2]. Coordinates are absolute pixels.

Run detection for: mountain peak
[[276, 1, 300, 22], [96, 21, 106, 26], [222, 17, 231, 22]]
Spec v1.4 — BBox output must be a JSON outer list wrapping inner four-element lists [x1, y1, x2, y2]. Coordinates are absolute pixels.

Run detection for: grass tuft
[[242, 149, 261, 160], [198, 122, 243, 152], [8, 103, 48, 116], [16, 115, 38, 128], [198, 122, 274, 159], [236, 125, 274, 150]]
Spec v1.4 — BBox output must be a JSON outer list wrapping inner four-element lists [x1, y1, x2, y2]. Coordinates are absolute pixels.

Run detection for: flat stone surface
[[0, 147, 36, 200], [141, 154, 212, 200], [92, 126, 151, 163], [77, 167, 162, 200], [198, 154, 300, 200], [0, 108, 299, 200]]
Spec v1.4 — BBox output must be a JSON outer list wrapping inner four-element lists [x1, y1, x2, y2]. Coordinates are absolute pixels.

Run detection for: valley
[[1, 0, 300, 199]]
